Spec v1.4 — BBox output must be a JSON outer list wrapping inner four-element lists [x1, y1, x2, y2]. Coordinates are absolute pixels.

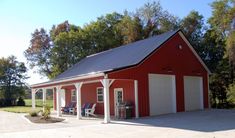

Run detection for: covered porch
[[31, 74, 139, 123]]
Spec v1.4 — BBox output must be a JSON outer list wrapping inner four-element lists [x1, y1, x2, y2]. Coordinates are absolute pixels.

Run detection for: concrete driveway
[[1, 109, 235, 138]]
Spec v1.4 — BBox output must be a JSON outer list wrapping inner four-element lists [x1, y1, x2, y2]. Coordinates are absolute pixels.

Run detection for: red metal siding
[[81, 82, 104, 114], [57, 80, 135, 117], [109, 80, 135, 116], [108, 33, 209, 117], [65, 89, 71, 106]]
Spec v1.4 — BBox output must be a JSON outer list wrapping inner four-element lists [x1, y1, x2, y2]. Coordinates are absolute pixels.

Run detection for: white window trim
[[71, 89, 76, 102], [96, 87, 104, 103], [114, 88, 124, 104]]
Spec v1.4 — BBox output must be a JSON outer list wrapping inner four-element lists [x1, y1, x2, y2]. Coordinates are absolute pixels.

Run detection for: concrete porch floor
[[1, 109, 235, 138]]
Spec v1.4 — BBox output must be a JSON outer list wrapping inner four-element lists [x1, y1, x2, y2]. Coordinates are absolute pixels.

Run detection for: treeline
[[24, 1, 235, 108]]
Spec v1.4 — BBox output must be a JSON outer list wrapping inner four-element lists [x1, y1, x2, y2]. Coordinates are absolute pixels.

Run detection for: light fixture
[[178, 45, 182, 50]]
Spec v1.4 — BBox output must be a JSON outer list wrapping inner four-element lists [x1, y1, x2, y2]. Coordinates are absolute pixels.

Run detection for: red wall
[[108, 33, 209, 117], [110, 80, 135, 117], [59, 80, 135, 116]]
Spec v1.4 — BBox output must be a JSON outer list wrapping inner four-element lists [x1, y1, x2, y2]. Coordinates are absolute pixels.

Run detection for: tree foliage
[[0, 56, 27, 106], [24, 28, 52, 77], [207, 0, 235, 107]]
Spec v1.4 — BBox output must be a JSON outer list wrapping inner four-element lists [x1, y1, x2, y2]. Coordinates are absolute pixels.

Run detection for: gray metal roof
[[53, 29, 180, 81]]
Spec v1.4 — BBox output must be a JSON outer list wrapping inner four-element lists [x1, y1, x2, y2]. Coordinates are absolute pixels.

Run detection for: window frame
[[71, 89, 76, 102], [96, 87, 104, 103]]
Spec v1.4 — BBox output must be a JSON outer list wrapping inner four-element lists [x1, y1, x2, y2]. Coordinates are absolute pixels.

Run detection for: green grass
[[25, 99, 53, 108], [0, 106, 41, 113], [0, 99, 53, 113]]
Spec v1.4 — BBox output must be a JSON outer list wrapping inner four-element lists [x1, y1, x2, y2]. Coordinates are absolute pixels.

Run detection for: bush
[[29, 110, 38, 117], [41, 104, 51, 120], [4, 98, 17, 106], [17, 97, 25, 106], [0, 99, 5, 107], [227, 84, 235, 104]]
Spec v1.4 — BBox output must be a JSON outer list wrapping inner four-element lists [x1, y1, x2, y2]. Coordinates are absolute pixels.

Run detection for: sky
[[0, 0, 214, 85]]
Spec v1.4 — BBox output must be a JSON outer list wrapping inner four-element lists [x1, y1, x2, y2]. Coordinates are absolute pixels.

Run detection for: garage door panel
[[184, 76, 203, 111], [149, 74, 176, 116]]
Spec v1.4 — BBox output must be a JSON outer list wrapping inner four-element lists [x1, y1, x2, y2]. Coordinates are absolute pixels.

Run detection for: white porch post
[[134, 80, 139, 118], [52, 88, 55, 110], [75, 82, 83, 119], [56, 86, 62, 117], [103, 76, 110, 123], [31, 89, 36, 109], [42, 88, 46, 111]]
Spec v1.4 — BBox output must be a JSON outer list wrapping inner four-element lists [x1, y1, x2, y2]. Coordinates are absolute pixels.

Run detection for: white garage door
[[184, 76, 203, 111], [149, 74, 176, 116]]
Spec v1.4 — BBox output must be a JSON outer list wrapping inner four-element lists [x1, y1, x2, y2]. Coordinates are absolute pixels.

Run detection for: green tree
[[180, 11, 205, 58], [206, 0, 235, 107], [116, 13, 143, 44], [0, 56, 27, 106], [136, 1, 179, 38]]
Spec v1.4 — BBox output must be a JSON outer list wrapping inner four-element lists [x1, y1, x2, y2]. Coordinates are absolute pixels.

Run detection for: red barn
[[31, 29, 210, 123]]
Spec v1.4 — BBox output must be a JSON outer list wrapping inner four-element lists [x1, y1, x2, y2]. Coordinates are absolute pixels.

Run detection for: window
[[97, 87, 104, 103], [71, 89, 76, 102]]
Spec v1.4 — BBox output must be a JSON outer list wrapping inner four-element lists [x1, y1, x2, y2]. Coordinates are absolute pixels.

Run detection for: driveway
[[1, 109, 235, 138]]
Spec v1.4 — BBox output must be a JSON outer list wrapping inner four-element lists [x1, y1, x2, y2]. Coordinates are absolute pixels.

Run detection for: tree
[[136, 1, 179, 38], [180, 11, 205, 58], [0, 56, 27, 106], [83, 12, 123, 53], [206, 0, 235, 107], [24, 28, 53, 78], [116, 14, 143, 44]]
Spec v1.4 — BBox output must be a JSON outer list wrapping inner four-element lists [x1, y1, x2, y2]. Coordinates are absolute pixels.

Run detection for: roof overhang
[[31, 72, 105, 88]]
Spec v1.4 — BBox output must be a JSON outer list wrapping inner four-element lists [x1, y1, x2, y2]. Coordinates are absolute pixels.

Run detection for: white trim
[[109, 79, 115, 87], [200, 77, 204, 109], [75, 82, 83, 119], [179, 32, 211, 74], [134, 80, 139, 118], [102, 77, 110, 123], [31, 89, 36, 109], [207, 74, 210, 108], [52, 88, 55, 110], [96, 87, 104, 103], [31, 73, 104, 88], [42, 88, 46, 112], [172, 76, 177, 113], [114, 88, 124, 118], [56, 86, 62, 117]]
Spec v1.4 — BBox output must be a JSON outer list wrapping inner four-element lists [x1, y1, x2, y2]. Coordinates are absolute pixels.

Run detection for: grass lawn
[[0, 106, 41, 113], [25, 99, 53, 108], [0, 99, 53, 113]]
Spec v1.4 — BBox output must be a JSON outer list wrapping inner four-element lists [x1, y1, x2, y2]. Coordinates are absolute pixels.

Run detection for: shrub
[[29, 110, 38, 117], [17, 97, 25, 106], [0, 99, 5, 107], [41, 104, 51, 120]]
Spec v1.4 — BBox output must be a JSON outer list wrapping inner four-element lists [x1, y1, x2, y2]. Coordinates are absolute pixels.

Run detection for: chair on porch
[[69, 103, 77, 115], [61, 102, 76, 114], [85, 103, 97, 117], [81, 103, 91, 116]]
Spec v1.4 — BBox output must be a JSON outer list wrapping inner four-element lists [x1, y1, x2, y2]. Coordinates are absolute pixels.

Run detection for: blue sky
[[0, 0, 214, 85]]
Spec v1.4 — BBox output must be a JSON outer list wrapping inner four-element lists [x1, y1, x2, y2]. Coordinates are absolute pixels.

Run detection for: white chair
[[85, 103, 96, 117]]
